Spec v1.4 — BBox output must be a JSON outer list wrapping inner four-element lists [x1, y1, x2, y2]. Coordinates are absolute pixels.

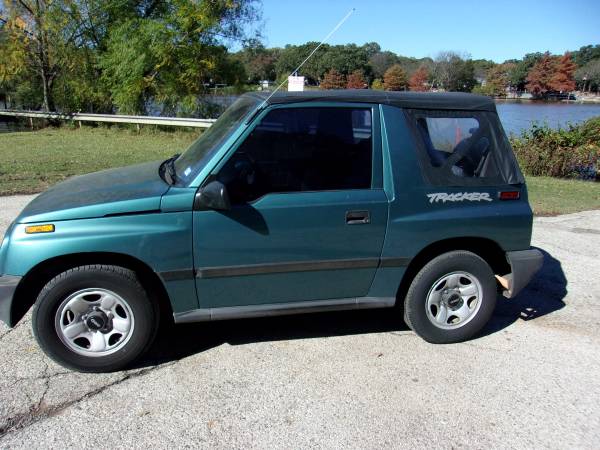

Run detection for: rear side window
[[218, 107, 373, 204], [406, 109, 523, 186]]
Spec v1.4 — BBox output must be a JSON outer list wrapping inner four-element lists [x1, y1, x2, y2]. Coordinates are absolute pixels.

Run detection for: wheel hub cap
[[425, 271, 483, 330], [444, 291, 463, 309], [54, 288, 135, 357], [84, 310, 110, 332]]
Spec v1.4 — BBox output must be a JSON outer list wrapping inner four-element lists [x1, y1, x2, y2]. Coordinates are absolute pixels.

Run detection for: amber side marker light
[[25, 224, 55, 234], [498, 191, 520, 200]]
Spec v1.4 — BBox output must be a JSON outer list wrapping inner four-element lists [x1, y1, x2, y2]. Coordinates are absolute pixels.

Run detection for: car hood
[[16, 161, 169, 224]]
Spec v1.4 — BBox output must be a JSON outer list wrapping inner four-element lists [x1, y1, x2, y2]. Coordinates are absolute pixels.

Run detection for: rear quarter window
[[405, 109, 524, 186]]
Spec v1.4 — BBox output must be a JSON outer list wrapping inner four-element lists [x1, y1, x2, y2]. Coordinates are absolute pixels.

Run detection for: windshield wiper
[[160, 154, 180, 185]]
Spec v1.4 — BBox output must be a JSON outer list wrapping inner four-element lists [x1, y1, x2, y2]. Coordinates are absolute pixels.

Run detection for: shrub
[[510, 117, 600, 180], [371, 79, 384, 90]]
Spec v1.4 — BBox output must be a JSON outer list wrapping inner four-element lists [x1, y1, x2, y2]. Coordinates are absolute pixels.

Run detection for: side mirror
[[194, 180, 231, 211]]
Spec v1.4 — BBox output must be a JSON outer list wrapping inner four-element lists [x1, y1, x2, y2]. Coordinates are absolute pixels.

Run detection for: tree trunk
[[38, 28, 55, 111], [41, 68, 52, 112]]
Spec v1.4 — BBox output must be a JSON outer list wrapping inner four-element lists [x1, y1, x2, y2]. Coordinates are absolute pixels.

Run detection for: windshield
[[174, 96, 260, 184]]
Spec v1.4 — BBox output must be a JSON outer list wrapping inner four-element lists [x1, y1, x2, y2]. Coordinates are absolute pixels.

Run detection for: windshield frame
[[173, 95, 261, 187]]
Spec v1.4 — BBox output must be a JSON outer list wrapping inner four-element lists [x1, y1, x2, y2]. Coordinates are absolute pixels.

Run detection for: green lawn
[[0, 127, 200, 195], [525, 176, 600, 216], [1, 127, 599, 216]]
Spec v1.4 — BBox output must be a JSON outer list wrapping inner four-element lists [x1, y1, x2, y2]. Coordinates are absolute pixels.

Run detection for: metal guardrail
[[0, 110, 216, 128]]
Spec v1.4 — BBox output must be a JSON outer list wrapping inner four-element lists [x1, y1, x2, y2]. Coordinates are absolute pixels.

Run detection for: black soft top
[[246, 90, 497, 112]]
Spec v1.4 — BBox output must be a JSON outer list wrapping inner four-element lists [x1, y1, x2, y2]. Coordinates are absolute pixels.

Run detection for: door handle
[[346, 210, 370, 225]]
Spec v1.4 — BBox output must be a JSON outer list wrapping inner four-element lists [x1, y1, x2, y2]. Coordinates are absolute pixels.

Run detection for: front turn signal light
[[25, 224, 55, 234]]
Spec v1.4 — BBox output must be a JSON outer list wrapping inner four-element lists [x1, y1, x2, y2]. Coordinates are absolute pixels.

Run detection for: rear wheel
[[404, 251, 497, 343], [32, 265, 156, 372]]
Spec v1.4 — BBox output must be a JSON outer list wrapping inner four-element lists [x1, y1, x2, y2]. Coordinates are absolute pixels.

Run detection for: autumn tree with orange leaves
[[550, 53, 577, 92], [409, 66, 429, 91], [346, 70, 366, 89], [383, 64, 407, 91], [526, 52, 577, 96], [320, 69, 346, 89]]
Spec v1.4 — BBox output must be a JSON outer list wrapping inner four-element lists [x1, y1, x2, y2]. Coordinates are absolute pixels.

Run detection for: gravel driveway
[[1, 194, 599, 449]]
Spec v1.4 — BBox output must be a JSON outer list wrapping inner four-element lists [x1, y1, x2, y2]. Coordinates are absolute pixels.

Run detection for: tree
[[476, 63, 512, 97], [526, 52, 558, 96], [550, 52, 577, 92], [471, 59, 495, 81], [383, 64, 407, 91], [430, 51, 475, 92], [571, 44, 600, 67], [235, 40, 278, 83], [506, 52, 544, 91], [347, 70, 366, 89], [369, 51, 399, 79], [98, 1, 261, 115], [320, 69, 346, 89], [576, 59, 600, 92], [0, 0, 261, 113], [367, 49, 432, 82], [275, 42, 371, 85], [409, 66, 429, 91], [319, 44, 371, 80], [362, 42, 381, 59], [0, 0, 80, 111], [448, 59, 476, 92]]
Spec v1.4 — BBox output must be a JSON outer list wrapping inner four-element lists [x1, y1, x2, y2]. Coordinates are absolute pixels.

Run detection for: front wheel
[[404, 251, 497, 343], [32, 265, 156, 372]]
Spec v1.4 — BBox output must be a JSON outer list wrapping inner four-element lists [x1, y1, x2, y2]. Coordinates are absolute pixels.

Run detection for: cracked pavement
[[1, 194, 599, 449]]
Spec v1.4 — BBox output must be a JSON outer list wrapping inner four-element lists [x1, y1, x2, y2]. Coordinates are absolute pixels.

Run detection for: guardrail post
[[29, 117, 34, 130]]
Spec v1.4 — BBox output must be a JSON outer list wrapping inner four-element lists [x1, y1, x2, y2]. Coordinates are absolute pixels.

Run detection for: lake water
[[3, 99, 600, 136], [495, 101, 600, 136]]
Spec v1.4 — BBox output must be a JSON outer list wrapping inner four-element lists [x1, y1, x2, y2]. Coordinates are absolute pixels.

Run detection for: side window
[[411, 110, 503, 184], [218, 107, 373, 204]]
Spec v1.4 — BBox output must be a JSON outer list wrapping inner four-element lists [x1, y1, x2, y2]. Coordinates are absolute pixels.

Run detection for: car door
[[192, 104, 389, 309]]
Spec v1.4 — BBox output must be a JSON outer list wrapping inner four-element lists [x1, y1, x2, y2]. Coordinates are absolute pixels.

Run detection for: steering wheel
[[440, 128, 491, 176], [441, 140, 472, 172], [234, 152, 257, 186]]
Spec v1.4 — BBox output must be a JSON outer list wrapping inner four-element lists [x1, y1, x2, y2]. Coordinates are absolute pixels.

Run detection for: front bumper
[[501, 249, 544, 298], [0, 275, 21, 327]]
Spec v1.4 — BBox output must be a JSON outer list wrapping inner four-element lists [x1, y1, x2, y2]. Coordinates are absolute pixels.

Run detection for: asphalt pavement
[[0, 194, 599, 449]]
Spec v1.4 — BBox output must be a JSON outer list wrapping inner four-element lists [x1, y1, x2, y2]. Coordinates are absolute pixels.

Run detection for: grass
[[1, 126, 599, 216], [0, 126, 200, 195], [526, 176, 600, 215]]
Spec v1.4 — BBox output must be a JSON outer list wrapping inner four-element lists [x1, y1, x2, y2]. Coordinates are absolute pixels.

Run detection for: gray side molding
[[173, 296, 396, 323]]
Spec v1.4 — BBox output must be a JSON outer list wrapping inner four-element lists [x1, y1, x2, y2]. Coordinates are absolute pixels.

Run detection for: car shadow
[[481, 247, 567, 336], [137, 247, 567, 368], [138, 308, 409, 368]]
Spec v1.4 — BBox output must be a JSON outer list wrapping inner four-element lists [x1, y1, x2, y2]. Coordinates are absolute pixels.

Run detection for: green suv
[[0, 91, 543, 372]]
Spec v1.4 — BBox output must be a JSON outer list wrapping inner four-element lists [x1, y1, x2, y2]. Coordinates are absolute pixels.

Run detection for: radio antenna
[[258, 8, 356, 109]]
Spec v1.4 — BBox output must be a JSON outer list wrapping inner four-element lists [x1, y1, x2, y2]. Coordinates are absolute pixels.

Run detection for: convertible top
[[246, 90, 497, 112]]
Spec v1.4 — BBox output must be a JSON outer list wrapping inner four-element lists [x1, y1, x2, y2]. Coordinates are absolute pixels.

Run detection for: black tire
[[32, 265, 157, 372], [404, 251, 497, 344]]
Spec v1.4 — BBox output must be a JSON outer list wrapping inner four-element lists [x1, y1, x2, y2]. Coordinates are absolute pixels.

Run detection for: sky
[[259, 0, 600, 62]]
